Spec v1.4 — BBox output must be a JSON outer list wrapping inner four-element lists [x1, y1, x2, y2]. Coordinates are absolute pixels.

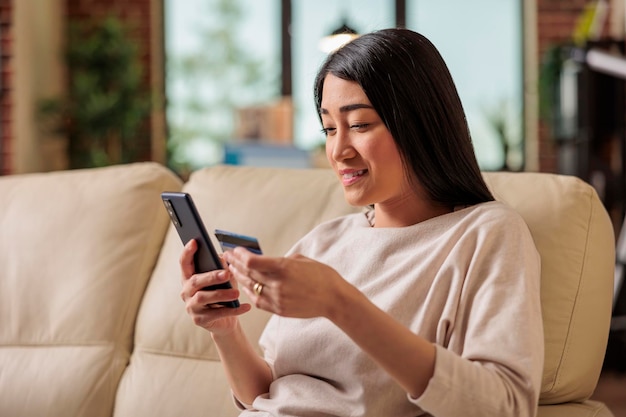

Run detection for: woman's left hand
[[222, 247, 347, 319]]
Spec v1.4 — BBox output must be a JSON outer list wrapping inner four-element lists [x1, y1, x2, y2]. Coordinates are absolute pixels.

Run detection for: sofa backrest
[[1, 163, 613, 417], [0, 162, 182, 417], [483, 171, 614, 405], [116, 165, 614, 417]]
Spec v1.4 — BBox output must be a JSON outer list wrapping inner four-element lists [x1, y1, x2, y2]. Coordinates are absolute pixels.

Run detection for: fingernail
[[217, 270, 226, 280]]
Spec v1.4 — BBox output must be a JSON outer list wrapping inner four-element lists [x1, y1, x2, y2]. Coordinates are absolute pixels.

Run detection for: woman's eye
[[350, 123, 369, 131], [321, 127, 336, 136]]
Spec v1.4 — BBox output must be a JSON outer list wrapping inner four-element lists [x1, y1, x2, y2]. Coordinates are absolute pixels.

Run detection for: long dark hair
[[314, 28, 494, 206]]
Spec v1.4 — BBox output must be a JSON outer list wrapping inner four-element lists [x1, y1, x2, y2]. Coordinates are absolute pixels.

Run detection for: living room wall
[[0, 0, 66, 174], [15, 0, 67, 173], [0, 0, 163, 175]]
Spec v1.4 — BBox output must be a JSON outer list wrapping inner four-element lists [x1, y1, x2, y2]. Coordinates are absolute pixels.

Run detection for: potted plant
[[39, 15, 150, 169]]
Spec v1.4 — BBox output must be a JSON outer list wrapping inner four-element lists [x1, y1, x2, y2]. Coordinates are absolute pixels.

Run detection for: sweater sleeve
[[412, 211, 544, 417]]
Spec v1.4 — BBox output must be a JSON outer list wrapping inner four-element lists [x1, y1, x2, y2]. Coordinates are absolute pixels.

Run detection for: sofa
[[0, 162, 616, 417]]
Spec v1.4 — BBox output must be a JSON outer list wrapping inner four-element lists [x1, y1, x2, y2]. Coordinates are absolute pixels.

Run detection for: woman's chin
[[343, 191, 370, 207]]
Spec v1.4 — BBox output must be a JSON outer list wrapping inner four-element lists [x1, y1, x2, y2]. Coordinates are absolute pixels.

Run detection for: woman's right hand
[[179, 239, 252, 335]]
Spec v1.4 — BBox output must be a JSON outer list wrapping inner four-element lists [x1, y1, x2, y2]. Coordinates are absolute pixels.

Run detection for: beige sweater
[[240, 201, 543, 417]]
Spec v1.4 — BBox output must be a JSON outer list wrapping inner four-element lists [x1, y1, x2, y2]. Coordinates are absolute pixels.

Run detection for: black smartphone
[[161, 191, 239, 308]]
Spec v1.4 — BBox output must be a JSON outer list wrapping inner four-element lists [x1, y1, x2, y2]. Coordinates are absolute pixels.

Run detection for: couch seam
[[550, 184, 594, 396], [133, 346, 220, 362], [0, 341, 116, 348]]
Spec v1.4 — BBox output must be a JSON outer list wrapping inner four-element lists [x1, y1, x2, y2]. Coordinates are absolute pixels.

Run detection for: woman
[[180, 28, 543, 417]]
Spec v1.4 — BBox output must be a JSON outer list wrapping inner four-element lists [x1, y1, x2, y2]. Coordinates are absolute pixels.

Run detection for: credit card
[[214, 229, 263, 254]]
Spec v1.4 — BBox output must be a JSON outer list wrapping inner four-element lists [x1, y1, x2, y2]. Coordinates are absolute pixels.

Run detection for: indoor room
[[1, 0, 625, 416]]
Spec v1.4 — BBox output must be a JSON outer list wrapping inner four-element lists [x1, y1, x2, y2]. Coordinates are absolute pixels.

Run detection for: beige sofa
[[0, 162, 616, 417]]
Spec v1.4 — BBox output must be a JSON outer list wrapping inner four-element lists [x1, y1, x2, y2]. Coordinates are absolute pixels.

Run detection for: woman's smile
[[339, 169, 368, 186]]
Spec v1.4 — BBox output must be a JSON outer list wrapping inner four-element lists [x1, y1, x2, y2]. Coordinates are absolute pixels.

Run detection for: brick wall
[[65, 0, 152, 89], [536, 0, 611, 172], [0, 0, 11, 175]]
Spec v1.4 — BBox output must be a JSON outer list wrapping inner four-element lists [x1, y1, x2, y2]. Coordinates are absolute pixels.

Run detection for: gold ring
[[253, 282, 264, 296]]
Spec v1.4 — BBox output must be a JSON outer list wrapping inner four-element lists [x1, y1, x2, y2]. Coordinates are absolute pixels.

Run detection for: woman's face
[[320, 74, 415, 209]]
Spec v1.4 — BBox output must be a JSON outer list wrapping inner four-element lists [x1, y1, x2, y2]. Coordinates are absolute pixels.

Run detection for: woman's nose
[[330, 129, 355, 161]]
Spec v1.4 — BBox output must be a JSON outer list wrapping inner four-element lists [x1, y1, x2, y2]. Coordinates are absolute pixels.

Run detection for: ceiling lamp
[[318, 20, 359, 53]]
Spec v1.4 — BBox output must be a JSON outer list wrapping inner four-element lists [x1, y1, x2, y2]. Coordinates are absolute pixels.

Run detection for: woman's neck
[[372, 199, 453, 228]]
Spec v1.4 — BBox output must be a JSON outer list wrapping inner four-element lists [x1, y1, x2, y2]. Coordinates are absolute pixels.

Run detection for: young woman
[[180, 28, 543, 417]]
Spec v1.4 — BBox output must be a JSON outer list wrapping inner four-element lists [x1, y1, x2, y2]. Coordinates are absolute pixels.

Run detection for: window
[[165, 0, 524, 171], [164, 0, 281, 170], [407, 0, 524, 170], [291, 0, 395, 151]]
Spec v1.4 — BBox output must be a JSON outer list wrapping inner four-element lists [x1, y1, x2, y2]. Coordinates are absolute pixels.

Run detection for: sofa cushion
[[0, 162, 182, 417], [537, 400, 614, 417], [113, 166, 613, 416], [483, 172, 614, 405], [114, 165, 361, 417]]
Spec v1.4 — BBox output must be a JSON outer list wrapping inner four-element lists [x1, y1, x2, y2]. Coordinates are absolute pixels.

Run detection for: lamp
[[318, 19, 359, 53]]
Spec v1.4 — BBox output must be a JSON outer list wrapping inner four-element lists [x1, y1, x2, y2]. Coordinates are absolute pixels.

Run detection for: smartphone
[[161, 192, 239, 308], [215, 229, 263, 255]]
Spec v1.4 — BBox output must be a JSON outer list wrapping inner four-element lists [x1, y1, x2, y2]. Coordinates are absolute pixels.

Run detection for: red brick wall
[[0, 0, 11, 175], [536, 0, 610, 172], [65, 0, 152, 88]]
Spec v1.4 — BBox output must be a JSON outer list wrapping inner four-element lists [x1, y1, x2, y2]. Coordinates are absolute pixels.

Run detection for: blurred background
[[2, 0, 535, 175], [2, 1, 620, 177], [7, 0, 626, 221], [163, 0, 523, 173]]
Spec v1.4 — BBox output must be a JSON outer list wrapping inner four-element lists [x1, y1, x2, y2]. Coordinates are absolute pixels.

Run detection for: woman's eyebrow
[[320, 103, 374, 115]]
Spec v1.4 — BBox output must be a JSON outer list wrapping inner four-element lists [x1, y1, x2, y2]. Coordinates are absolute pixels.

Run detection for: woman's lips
[[340, 169, 367, 186]]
